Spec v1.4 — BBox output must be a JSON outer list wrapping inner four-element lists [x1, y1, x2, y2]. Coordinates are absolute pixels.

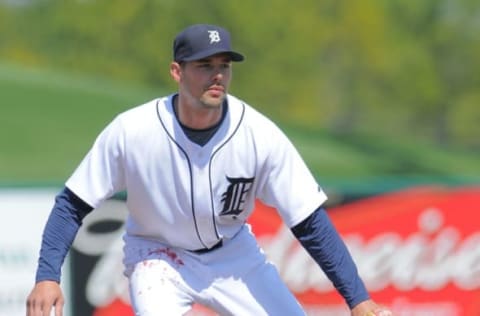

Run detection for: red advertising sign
[[252, 186, 480, 316], [85, 186, 480, 316]]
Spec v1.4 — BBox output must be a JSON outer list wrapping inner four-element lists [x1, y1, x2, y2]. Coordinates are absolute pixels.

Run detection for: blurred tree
[[385, 0, 480, 147], [0, 0, 478, 149]]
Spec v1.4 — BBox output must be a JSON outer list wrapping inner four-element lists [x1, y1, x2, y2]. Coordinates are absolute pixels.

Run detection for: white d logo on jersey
[[208, 30, 221, 44]]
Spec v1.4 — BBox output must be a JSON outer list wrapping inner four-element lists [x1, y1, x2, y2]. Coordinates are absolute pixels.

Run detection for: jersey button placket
[[191, 151, 220, 248]]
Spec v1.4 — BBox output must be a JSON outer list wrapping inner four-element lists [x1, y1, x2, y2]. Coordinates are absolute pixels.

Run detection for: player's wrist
[[364, 308, 393, 316]]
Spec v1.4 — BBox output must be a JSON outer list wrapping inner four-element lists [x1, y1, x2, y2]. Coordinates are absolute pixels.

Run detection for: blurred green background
[[1, 0, 479, 194]]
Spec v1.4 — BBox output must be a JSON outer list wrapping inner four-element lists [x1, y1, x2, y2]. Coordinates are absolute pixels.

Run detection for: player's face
[[172, 54, 232, 109]]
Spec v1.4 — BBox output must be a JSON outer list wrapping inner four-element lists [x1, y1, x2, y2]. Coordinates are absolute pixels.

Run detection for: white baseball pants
[[124, 225, 306, 316]]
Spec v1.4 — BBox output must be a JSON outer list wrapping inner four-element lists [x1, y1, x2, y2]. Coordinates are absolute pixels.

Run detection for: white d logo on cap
[[208, 30, 221, 44]]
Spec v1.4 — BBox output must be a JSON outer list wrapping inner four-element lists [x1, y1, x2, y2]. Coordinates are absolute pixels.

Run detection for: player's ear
[[170, 62, 182, 83]]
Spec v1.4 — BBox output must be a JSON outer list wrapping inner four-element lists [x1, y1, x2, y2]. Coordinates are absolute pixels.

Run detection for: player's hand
[[350, 299, 393, 316], [26, 280, 64, 316]]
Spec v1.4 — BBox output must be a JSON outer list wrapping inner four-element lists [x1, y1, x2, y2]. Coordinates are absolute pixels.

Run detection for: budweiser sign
[[72, 186, 480, 316], [254, 186, 480, 316]]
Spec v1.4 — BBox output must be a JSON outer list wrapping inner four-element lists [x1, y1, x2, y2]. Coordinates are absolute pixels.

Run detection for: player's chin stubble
[[200, 93, 225, 109]]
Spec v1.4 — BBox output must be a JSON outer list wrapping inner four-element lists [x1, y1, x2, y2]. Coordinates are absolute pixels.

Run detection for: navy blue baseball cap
[[173, 24, 244, 62]]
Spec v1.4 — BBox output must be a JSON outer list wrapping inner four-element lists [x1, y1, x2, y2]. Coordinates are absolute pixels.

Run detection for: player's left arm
[[291, 207, 393, 316]]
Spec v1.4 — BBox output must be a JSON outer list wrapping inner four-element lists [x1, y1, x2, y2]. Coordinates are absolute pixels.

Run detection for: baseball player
[[26, 24, 393, 316]]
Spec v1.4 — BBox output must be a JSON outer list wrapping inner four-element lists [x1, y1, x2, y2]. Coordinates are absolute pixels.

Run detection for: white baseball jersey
[[66, 94, 327, 251]]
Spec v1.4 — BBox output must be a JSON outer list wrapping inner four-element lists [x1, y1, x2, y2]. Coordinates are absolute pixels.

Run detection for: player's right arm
[[26, 187, 93, 316]]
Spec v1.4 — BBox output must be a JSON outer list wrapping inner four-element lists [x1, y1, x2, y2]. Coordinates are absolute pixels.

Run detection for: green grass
[[283, 126, 480, 194], [0, 62, 159, 182], [1, 61, 479, 192]]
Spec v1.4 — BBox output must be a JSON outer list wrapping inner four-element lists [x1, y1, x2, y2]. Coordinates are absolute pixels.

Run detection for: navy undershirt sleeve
[[35, 186, 93, 283], [291, 207, 370, 309]]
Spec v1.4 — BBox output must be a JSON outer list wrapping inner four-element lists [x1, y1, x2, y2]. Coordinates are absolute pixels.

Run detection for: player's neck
[[174, 95, 224, 130]]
